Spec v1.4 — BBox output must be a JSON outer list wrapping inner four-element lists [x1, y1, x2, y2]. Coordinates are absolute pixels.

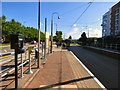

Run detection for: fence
[[90, 43, 120, 51], [0, 44, 50, 78]]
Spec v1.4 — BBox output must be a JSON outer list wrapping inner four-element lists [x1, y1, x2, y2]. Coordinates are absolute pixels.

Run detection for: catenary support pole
[[38, 0, 40, 68], [44, 18, 47, 58]]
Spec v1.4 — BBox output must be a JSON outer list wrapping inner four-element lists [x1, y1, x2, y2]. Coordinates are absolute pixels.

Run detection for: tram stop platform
[[1, 48, 106, 90]]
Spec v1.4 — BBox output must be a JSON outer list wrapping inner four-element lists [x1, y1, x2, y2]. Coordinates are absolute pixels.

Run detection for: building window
[[115, 20, 119, 25], [115, 14, 119, 19], [115, 8, 119, 14], [116, 26, 118, 31]]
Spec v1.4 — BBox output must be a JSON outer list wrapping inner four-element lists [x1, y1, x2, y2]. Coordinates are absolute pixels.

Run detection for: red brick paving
[[26, 51, 75, 88]]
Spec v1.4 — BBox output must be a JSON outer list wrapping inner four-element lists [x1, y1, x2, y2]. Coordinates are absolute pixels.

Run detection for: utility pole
[[15, 49, 18, 89], [54, 23, 57, 33], [44, 18, 47, 58], [38, 0, 40, 68], [50, 18, 53, 53], [50, 12, 60, 53]]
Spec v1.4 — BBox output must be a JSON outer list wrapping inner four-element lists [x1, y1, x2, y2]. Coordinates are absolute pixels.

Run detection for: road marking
[[70, 51, 107, 90]]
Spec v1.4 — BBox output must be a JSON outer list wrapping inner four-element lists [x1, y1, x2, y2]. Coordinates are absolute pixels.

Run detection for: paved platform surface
[[1, 48, 106, 89]]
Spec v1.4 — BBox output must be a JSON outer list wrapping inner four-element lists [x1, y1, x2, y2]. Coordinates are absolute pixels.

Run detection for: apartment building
[[102, 2, 120, 37], [115, 7, 120, 35], [111, 1, 120, 36], [102, 11, 111, 37]]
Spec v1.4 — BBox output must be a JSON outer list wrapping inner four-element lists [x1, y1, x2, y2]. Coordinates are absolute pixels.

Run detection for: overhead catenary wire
[[57, 0, 95, 39], [60, 3, 90, 16], [86, 18, 102, 25], [57, 1, 95, 29], [73, 1, 94, 25]]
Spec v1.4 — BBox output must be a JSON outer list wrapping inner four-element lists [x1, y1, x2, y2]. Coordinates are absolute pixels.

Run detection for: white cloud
[[63, 19, 102, 39], [73, 24, 77, 27], [65, 25, 102, 39], [89, 28, 102, 37], [67, 26, 81, 39]]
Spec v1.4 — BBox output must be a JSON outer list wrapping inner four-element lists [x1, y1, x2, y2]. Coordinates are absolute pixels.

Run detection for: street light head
[[58, 16, 60, 19]]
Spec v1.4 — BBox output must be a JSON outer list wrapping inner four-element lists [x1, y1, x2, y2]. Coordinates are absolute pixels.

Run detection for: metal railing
[[0, 46, 34, 78], [0, 44, 50, 78], [89, 43, 120, 51], [0, 52, 15, 57]]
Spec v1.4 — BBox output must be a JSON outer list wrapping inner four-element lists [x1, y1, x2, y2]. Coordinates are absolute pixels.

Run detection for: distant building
[[102, 11, 111, 37], [102, 2, 120, 37]]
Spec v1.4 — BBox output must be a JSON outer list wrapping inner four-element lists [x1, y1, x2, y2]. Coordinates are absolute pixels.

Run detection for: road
[[68, 46, 119, 89]]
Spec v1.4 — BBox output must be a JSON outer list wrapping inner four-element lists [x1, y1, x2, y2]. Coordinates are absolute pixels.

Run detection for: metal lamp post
[[50, 12, 60, 53], [38, 0, 40, 68], [54, 23, 57, 33]]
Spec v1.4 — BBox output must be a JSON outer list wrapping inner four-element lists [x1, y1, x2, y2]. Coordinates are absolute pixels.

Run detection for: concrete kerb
[[70, 51, 107, 90]]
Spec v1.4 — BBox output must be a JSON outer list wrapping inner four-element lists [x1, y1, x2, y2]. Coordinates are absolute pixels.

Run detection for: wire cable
[[60, 3, 89, 16], [73, 1, 94, 25]]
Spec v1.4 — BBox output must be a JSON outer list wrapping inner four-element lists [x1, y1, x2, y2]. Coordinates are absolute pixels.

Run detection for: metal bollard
[[20, 53, 24, 78], [27, 51, 33, 74], [35, 49, 38, 65], [42, 43, 44, 58]]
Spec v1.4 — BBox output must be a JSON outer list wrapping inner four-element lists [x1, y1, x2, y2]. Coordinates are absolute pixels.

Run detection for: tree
[[79, 32, 87, 46], [55, 31, 62, 43], [1, 15, 45, 43], [68, 35, 72, 40], [53, 36, 57, 41], [2, 15, 6, 23]]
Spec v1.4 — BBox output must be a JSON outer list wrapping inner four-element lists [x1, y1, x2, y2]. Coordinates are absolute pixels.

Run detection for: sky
[[1, 1, 119, 39]]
